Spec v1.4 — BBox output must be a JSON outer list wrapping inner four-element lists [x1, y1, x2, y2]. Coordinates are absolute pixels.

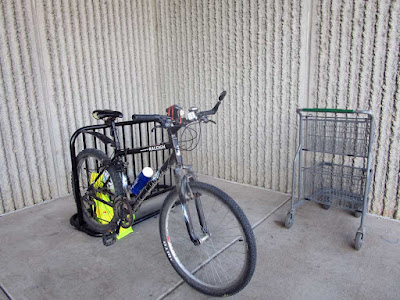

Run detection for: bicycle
[[72, 91, 257, 296]]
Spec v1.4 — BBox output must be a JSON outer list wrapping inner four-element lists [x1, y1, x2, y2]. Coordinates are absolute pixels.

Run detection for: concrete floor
[[0, 176, 399, 300]]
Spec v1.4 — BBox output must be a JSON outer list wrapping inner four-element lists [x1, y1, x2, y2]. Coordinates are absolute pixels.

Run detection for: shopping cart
[[285, 108, 374, 250]]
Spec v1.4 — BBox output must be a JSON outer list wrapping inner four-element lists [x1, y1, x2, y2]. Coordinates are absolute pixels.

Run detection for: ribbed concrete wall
[[309, 0, 400, 219], [1, 0, 399, 220], [0, 0, 58, 213], [156, 0, 307, 194], [0, 0, 159, 214]]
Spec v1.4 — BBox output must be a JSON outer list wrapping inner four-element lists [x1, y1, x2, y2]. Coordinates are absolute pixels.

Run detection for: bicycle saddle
[[92, 110, 123, 120]]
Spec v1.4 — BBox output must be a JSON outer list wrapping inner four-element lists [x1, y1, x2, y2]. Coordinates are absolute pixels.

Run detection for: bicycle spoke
[[208, 240, 232, 282]]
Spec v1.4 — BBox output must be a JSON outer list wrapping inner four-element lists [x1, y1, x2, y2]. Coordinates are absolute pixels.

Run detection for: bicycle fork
[[176, 168, 209, 246], [170, 131, 209, 246]]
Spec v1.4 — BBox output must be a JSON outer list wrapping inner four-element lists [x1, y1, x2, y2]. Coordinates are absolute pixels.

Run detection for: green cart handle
[[297, 108, 373, 119], [300, 108, 354, 113]]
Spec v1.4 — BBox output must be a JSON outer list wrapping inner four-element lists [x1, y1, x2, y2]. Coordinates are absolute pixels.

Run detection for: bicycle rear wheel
[[159, 182, 256, 296], [74, 148, 124, 233]]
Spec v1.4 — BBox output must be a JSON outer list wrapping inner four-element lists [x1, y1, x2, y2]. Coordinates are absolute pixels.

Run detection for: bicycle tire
[[159, 182, 257, 296], [74, 148, 124, 233]]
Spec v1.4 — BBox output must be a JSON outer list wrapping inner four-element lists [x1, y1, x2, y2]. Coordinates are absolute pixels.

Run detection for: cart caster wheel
[[285, 212, 294, 229], [354, 232, 363, 250], [321, 204, 330, 210], [354, 211, 362, 218]]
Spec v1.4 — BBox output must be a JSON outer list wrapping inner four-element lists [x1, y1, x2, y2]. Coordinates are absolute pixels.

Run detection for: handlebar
[[131, 114, 168, 124], [195, 90, 227, 117], [132, 91, 227, 127], [197, 101, 221, 117]]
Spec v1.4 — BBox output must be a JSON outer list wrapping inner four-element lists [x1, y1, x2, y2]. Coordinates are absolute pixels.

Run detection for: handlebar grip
[[131, 114, 163, 123], [197, 101, 222, 117], [219, 91, 227, 101]]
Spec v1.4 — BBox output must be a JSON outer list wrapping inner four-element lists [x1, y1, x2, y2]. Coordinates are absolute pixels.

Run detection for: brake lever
[[200, 116, 216, 125], [151, 124, 162, 132]]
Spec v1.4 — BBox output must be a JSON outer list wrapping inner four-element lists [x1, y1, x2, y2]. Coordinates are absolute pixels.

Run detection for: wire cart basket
[[285, 108, 374, 250]]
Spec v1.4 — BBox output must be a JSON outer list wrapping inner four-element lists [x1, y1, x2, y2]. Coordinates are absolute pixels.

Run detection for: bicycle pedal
[[102, 231, 117, 246]]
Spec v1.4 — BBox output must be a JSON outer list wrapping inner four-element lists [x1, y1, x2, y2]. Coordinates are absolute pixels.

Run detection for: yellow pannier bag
[[90, 172, 134, 240]]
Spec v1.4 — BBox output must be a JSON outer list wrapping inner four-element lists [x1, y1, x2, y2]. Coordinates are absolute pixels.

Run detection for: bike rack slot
[[70, 119, 175, 237]]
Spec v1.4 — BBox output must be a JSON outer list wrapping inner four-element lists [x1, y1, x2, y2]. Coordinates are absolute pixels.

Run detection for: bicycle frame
[[72, 119, 206, 245], [121, 126, 206, 245], [129, 126, 206, 245]]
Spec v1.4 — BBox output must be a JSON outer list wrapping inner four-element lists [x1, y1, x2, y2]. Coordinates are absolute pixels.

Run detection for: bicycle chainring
[[114, 199, 134, 228]]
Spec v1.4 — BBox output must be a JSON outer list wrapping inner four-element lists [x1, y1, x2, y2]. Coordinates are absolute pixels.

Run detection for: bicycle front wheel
[[159, 182, 256, 296]]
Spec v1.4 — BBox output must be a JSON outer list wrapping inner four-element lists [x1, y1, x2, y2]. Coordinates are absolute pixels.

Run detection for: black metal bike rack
[[70, 119, 175, 237]]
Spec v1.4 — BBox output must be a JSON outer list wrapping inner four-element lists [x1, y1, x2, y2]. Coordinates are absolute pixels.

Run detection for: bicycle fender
[[84, 131, 116, 147]]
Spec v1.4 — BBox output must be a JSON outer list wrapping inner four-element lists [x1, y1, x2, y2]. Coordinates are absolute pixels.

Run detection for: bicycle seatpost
[[108, 119, 121, 150]]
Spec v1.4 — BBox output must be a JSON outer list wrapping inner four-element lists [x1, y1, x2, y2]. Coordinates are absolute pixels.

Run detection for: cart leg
[[355, 181, 370, 250], [354, 231, 363, 250], [355, 213, 366, 250], [286, 143, 301, 229], [321, 204, 331, 210], [286, 187, 297, 229], [285, 210, 295, 229]]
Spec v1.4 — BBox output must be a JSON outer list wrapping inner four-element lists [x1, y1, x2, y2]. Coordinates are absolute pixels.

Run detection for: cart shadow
[[274, 220, 286, 228]]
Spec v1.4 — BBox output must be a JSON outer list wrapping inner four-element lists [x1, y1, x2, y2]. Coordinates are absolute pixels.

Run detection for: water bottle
[[130, 167, 154, 195]]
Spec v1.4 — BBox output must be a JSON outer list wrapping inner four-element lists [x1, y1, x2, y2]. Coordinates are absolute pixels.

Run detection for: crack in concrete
[[0, 283, 13, 300]]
